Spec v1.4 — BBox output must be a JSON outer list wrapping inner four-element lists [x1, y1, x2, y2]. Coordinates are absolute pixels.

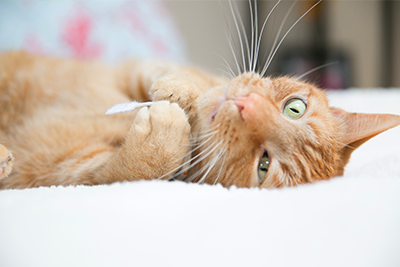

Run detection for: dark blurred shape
[[275, 1, 351, 89]]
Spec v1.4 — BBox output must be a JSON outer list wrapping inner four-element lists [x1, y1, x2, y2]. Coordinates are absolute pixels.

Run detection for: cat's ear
[[331, 107, 400, 165]]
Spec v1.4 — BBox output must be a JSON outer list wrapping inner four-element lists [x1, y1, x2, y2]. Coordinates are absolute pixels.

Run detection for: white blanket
[[1, 89, 400, 267]]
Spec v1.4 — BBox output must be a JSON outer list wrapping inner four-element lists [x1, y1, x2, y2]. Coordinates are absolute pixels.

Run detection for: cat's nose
[[233, 92, 280, 142], [233, 93, 266, 121]]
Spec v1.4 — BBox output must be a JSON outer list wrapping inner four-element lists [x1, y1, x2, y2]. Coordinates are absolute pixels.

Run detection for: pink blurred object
[[0, 1, 187, 63]]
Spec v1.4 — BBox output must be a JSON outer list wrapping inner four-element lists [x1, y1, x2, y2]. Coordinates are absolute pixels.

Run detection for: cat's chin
[[205, 89, 246, 124], [207, 90, 228, 123], [211, 99, 228, 122]]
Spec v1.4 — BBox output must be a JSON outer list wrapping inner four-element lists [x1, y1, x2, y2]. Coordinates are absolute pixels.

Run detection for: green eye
[[257, 151, 270, 184], [283, 98, 307, 119]]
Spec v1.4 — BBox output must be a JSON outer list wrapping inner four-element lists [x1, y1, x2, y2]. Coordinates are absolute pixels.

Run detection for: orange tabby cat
[[0, 51, 399, 189]]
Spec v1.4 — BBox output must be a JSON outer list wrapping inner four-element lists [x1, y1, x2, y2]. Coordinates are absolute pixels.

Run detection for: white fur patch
[[105, 101, 155, 115]]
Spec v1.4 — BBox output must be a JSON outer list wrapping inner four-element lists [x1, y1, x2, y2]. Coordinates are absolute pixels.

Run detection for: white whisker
[[195, 129, 220, 140], [190, 139, 224, 167], [156, 137, 221, 181], [220, 1, 242, 76], [188, 152, 221, 184], [297, 62, 338, 80], [184, 140, 224, 182], [253, 0, 258, 72], [254, 0, 282, 72], [218, 0, 240, 76], [198, 144, 227, 183], [261, 0, 322, 77], [260, 0, 296, 77], [249, 0, 255, 72], [234, 1, 251, 73], [214, 151, 228, 185], [226, 28, 241, 76], [197, 157, 219, 184], [217, 68, 235, 79], [229, 0, 246, 73], [189, 136, 216, 154], [214, 52, 236, 78]]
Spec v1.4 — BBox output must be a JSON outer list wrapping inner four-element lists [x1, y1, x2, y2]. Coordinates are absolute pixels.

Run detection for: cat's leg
[[0, 144, 13, 180], [94, 101, 191, 183], [118, 61, 226, 122], [0, 102, 189, 188]]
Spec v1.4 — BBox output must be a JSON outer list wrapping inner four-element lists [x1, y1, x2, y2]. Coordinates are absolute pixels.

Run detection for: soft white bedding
[[1, 89, 399, 267]]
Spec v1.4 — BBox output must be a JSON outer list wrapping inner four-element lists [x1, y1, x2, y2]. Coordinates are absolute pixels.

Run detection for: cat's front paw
[[150, 74, 202, 122], [125, 101, 191, 180], [0, 144, 13, 180]]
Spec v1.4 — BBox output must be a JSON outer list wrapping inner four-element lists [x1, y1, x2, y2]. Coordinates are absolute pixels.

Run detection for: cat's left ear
[[331, 107, 400, 164]]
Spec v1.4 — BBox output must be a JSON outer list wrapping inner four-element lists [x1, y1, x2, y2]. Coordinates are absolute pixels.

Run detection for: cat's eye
[[257, 151, 270, 184], [283, 98, 307, 119]]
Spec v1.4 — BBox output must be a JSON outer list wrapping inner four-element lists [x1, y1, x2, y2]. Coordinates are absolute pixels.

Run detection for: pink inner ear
[[331, 107, 400, 147]]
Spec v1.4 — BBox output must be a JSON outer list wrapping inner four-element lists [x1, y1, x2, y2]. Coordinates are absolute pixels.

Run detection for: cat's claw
[[0, 145, 13, 180]]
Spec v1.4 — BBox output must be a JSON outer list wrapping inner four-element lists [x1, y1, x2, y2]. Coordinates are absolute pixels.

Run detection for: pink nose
[[233, 93, 264, 121]]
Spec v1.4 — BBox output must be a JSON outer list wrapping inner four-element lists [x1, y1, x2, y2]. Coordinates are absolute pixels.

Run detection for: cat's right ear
[[331, 107, 400, 167]]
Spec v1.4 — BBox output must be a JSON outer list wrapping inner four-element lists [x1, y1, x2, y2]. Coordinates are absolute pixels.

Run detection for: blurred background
[[168, 0, 400, 89], [0, 0, 399, 89]]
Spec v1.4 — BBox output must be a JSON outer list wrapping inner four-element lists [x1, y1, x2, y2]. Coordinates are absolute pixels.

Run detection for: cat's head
[[188, 73, 400, 188]]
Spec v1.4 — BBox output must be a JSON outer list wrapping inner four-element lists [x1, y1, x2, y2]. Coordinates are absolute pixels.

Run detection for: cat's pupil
[[290, 108, 299, 114], [258, 152, 270, 184], [259, 162, 269, 170]]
